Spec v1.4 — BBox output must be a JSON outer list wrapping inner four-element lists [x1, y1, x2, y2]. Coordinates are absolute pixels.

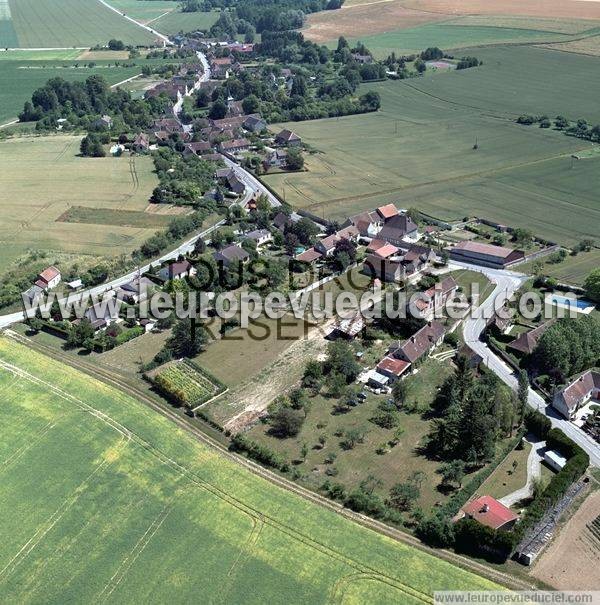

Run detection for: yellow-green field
[[0, 135, 159, 269], [0, 337, 501, 602]]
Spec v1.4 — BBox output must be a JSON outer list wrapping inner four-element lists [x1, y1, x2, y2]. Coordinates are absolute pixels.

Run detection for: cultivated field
[[532, 488, 600, 590], [2, 0, 155, 48], [103, 0, 177, 24], [0, 135, 158, 269], [0, 337, 501, 602], [263, 47, 600, 245], [517, 248, 600, 286], [304, 0, 600, 44]]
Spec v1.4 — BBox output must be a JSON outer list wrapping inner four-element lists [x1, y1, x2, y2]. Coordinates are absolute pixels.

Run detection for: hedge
[[229, 434, 290, 472]]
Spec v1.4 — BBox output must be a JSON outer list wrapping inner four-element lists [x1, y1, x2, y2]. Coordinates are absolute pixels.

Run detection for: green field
[[151, 9, 220, 35], [0, 51, 159, 123], [263, 46, 600, 245], [104, 0, 178, 23], [0, 337, 500, 602], [518, 248, 600, 286], [0, 0, 155, 48], [0, 135, 159, 269], [341, 23, 569, 58]]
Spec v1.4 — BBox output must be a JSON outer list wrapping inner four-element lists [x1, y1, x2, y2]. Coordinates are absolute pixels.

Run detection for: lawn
[[476, 442, 531, 501], [3, 0, 155, 48], [0, 135, 158, 270], [0, 336, 500, 601], [263, 52, 600, 245]]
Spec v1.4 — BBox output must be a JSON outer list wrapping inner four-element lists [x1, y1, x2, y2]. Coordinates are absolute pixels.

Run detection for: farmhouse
[[376, 357, 411, 383], [456, 496, 518, 531], [158, 260, 196, 281], [376, 204, 399, 220], [390, 321, 445, 364], [552, 370, 600, 419], [378, 214, 419, 245], [507, 321, 553, 356], [213, 244, 250, 266], [373, 243, 399, 259], [449, 241, 525, 268], [84, 302, 120, 331], [36, 266, 61, 291], [264, 148, 288, 169], [273, 212, 292, 232], [23, 285, 44, 305], [347, 210, 383, 238], [216, 168, 246, 195], [132, 133, 150, 153], [219, 138, 251, 154], [413, 276, 459, 320], [115, 276, 155, 304], [184, 141, 212, 156], [245, 229, 272, 247], [243, 115, 267, 133], [275, 129, 302, 147], [152, 118, 183, 134]]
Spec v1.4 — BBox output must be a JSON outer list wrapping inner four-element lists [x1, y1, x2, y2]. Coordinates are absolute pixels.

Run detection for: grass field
[[0, 135, 158, 269], [338, 24, 569, 58], [152, 9, 219, 35], [0, 336, 500, 601], [0, 51, 164, 123], [476, 442, 531, 501], [263, 47, 600, 245], [1, 0, 155, 48], [103, 0, 178, 24], [517, 248, 600, 286]]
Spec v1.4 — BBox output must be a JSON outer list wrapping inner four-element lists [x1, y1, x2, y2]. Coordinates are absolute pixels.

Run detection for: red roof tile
[[461, 496, 518, 530]]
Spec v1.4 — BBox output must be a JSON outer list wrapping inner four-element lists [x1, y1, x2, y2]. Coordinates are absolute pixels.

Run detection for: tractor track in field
[[4, 331, 535, 592]]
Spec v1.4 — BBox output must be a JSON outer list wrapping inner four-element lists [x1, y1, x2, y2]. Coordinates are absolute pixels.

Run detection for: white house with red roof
[[553, 370, 600, 419], [36, 266, 61, 291]]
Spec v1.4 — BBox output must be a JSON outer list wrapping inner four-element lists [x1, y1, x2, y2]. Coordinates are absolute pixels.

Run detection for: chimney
[[410, 336, 416, 343], [482, 503, 489, 513]]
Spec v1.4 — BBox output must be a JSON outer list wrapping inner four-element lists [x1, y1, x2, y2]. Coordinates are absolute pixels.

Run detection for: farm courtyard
[[0, 336, 501, 602], [0, 135, 160, 270]]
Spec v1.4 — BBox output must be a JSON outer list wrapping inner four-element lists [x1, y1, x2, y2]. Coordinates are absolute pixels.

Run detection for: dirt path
[[531, 489, 600, 590]]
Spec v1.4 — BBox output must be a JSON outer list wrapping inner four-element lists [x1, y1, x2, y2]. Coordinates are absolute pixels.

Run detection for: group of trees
[[427, 356, 521, 465], [530, 316, 600, 383], [518, 113, 600, 141]]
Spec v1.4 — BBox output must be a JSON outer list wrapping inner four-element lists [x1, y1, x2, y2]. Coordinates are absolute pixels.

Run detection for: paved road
[[499, 434, 546, 507], [458, 260, 600, 467]]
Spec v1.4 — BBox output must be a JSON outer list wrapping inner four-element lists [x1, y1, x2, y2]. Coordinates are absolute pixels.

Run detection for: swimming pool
[[550, 295, 595, 311]]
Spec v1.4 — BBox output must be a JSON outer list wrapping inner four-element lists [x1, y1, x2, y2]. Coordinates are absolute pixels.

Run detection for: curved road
[[458, 260, 600, 467]]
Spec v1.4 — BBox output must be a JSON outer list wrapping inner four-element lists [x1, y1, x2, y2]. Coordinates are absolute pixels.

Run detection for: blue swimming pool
[[550, 295, 594, 310]]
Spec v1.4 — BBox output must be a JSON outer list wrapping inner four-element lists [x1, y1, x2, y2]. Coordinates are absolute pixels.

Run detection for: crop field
[[0, 135, 159, 269], [1, 0, 155, 48], [304, 0, 600, 44], [151, 9, 219, 35], [263, 48, 600, 245], [0, 337, 500, 602], [150, 359, 225, 409], [518, 248, 600, 286]]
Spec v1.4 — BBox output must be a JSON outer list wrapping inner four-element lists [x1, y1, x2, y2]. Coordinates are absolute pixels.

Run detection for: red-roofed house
[[376, 357, 411, 382], [376, 204, 399, 220], [390, 321, 445, 364], [373, 243, 399, 259], [553, 370, 600, 419], [296, 248, 323, 264], [456, 496, 518, 531], [37, 266, 61, 290], [412, 276, 458, 320], [366, 239, 386, 253]]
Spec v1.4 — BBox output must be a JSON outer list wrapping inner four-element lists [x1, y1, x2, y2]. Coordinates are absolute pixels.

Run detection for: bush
[[524, 409, 552, 439], [229, 434, 290, 472]]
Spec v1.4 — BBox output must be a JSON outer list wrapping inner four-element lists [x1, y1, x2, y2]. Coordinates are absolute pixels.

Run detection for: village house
[[227, 99, 245, 117], [213, 244, 250, 266], [219, 138, 251, 154], [376, 356, 411, 383], [273, 212, 292, 232], [158, 260, 196, 282], [243, 115, 267, 133], [115, 276, 155, 305], [93, 115, 113, 130], [455, 496, 518, 531], [507, 321, 553, 356], [347, 210, 384, 238], [132, 133, 150, 153], [412, 276, 459, 320], [216, 168, 246, 195], [83, 302, 120, 332], [376, 203, 399, 221], [378, 213, 419, 245], [352, 53, 373, 64], [275, 129, 302, 147], [449, 241, 525, 268], [372, 243, 399, 260], [210, 116, 247, 131], [264, 148, 288, 170], [36, 266, 61, 291], [389, 321, 445, 365], [553, 370, 600, 419], [362, 244, 434, 283], [295, 248, 323, 265], [245, 229, 272, 248], [151, 117, 183, 134], [183, 141, 212, 156]]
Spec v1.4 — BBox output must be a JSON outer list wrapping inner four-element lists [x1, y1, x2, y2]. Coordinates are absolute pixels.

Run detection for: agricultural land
[[0, 337, 501, 602]]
